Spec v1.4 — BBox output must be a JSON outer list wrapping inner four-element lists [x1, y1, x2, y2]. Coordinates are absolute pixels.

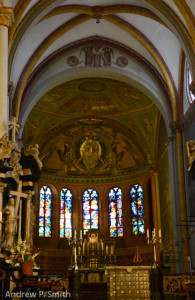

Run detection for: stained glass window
[[83, 189, 99, 235], [60, 188, 72, 238], [109, 187, 123, 237], [130, 184, 144, 235], [39, 186, 52, 237]]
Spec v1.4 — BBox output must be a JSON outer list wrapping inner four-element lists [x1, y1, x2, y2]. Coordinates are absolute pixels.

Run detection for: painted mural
[[40, 124, 146, 177], [23, 78, 159, 181]]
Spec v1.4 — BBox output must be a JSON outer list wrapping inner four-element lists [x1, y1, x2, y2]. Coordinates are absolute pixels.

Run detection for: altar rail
[[106, 266, 151, 300]]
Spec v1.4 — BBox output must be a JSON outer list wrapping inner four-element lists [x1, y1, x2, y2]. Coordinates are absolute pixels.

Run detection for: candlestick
[[146, 227, 161, 268], [152, 228, 156, 239]]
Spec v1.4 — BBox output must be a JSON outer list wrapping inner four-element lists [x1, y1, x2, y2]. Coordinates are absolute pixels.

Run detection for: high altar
[[68, 229, 151, 300]]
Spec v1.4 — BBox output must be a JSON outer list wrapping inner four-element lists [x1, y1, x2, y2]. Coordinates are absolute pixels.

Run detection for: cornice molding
[[41, 165, 151, 185]]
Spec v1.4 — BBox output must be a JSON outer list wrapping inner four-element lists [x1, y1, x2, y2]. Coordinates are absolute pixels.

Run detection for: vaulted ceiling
[[7, 0, 195, 180]]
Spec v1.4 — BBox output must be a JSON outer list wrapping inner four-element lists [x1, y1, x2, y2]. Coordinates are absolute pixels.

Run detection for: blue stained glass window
[[60, 188, 72, 238], [39, 186, 52, 237], [109, 187, 123, 237], [83, 189, 99, 235], [130, 184, 144, 235]]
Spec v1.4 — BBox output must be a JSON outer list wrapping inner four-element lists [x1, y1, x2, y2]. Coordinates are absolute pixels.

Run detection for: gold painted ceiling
[[23, 78, 159, 182]]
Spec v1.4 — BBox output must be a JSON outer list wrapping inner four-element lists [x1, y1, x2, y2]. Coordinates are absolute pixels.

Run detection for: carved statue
[[186, 140, 195, 171], [5, 145, 23, 183], [25, 144, 43, 169], [2, 197, 17, 250], [0, 133, 12, 161], [102, 46, 114, 67]]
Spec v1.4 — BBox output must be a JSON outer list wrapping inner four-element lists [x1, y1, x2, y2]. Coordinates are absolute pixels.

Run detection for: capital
[[0, 14, 10, 27], [0, 5, 14, 27], [169, 121, 183, 134]]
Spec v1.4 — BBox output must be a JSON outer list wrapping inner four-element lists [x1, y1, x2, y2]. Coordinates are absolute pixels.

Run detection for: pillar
[[0, 6, 13, 136], [151, 171, 162, 264], [170, 122, 190, 272], [24, 191, 34, 246], [0, 182, 7, 254]]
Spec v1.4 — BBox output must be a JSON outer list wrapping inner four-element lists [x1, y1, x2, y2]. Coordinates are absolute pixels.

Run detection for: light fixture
[[93, 14, 103, 24]]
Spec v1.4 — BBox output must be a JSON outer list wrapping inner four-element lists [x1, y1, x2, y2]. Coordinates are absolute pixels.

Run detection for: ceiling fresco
[[23, 78, 160, 181]]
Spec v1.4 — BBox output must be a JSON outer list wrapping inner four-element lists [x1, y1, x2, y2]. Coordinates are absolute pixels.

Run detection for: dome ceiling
[[23, 78, 159, 182]]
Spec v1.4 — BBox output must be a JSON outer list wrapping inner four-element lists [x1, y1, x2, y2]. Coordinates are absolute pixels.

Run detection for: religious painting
[[39, 186, 52, 237], [74, 135, 107, 171], [130, 184, 144, 235], [109, 187, 123, 237]]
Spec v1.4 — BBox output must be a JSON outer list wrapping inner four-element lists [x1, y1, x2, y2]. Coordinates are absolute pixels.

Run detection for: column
[[0, 182, 7, 254], [24, 191, 34, 246], [0, 7, 13, 136], [171, 122, 190, 272], [150, 171, 161, 264]]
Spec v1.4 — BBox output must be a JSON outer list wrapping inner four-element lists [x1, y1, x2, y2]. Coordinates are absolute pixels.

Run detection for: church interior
[[0, 0, 195, 299]]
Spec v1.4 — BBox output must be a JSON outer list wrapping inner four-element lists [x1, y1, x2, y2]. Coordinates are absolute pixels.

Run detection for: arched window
[[60, 188, 72, 238], [39, 186, 52, 237], [109, 187, 123, 237], [186, 62, 195, 103], [83, 189, 99, 235], [130, 184, 144, 235]]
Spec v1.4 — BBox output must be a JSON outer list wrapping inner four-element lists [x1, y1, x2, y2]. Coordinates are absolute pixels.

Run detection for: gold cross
[[8, 117, 20, 142]]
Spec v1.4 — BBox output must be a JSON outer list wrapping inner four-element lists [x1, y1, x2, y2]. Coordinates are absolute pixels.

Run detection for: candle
[[75, 246, 77, 264], [152, 228, 156, 238], [147, 229, 149, 239], [159, 229, 161, 238], [74, 230, 77, 239], [80, 230, 82, 239]]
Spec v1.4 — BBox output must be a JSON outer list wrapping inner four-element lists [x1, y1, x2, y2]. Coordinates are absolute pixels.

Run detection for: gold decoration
[[5, 144, 22, 183], [163, 275, 194, 294], [80, 139, 101, 170], [0, 14, 11, 27], [186, 140, 195, 171], [133, 248, 143, 263], [24, 144, 43, 169], [0, 133, 12, 161], [189, 80, 195, 97], [8, 117, 20, 143]]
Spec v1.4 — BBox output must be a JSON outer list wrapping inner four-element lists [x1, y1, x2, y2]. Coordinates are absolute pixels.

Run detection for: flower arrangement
[[5, 240, 39, 269]]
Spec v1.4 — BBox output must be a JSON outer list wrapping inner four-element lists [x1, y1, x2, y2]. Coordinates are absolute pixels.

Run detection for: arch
[[109, 187, 123, 238], [39, 185, 52, 237], [19, 68, 172, 136]]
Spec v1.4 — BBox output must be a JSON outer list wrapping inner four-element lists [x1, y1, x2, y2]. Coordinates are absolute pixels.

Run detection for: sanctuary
[[0, 0, 195, 299]]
